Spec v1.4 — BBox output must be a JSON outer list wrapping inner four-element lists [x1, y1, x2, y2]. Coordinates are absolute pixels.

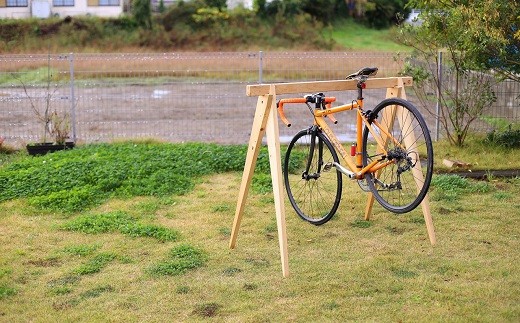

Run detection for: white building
[[0, 0, 123, 18], [227, 0, 252, 9]]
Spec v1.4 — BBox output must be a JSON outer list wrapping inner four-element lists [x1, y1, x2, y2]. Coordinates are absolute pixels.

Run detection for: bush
[[486, 129, 520, 149]]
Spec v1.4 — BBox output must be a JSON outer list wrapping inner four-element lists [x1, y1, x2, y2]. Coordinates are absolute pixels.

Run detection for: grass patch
[[61, 211, 179, 242], [61, 244, 101, 257], [430, 174, 492, 202], [0, 284, 16, 300], [433, 133, 520, 171], [331, 18, 411, 52], [0, 140, 519, 322], [350, 219, 372, 228], [147, 244, 207, 276], [73, 252, 117, 275]]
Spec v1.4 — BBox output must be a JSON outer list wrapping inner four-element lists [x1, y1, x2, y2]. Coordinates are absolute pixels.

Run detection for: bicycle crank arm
[[332, 162, 357, 179]]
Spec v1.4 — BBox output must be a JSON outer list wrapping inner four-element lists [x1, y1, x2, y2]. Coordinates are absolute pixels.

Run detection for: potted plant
[[15, 54, 75, 156]]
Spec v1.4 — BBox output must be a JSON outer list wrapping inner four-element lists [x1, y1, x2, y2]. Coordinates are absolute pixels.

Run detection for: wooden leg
[[364, 193, 375, 220], [265, 96, 290, 277], [395, 105, 436, 245], [229, 93, 274, 249]]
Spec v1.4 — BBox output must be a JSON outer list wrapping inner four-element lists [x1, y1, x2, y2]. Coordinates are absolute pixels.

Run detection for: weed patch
[[73, 252, 117, 275], [431, 174, 492, 202], [176, 286, 190, 294], [147, 244, 207, 276], [222, 267, 242, 276], [79, 285, 114, 299], [62, 244, 100, 257], [251, 173, 273, 194], [48, 274, 81, 288], [350, 219, 372, 228], [0, 142, 270, 212], [61, 211, 179, 242], [0, 284, 16, 300]]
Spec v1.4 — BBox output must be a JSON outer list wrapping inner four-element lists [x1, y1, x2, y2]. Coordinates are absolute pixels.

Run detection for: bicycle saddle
[[346, 67, 379, 80]]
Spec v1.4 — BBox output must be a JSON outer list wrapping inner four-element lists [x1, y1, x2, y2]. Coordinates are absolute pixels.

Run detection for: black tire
[[283, 128, 342, 225], [362, 98, 433, 213]]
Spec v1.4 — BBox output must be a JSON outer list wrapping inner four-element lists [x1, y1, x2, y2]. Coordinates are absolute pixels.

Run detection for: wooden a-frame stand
[[229, 77, 436, 277]]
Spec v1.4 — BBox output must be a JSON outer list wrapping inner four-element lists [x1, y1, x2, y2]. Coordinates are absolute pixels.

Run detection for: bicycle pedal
[[323, 162, 333, 172]]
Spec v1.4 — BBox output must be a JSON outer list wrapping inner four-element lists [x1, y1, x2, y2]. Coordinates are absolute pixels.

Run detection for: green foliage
[[158, 0, 166, 13], [147, 244, 207, 276], [486, 129, 520, 149], [203, 0, 227, 10], [363, 0, 409, 29], [398, 3, 500, 146], [483, 118, 520, 148], [0, 142, 271, 212], [131, 0, 152, 29], [251, 173, 273, 194], [192, 7, 229, 25], [61, 211, 180, 242], [28, 186, 103, 213], [404, 0, 520, 82]]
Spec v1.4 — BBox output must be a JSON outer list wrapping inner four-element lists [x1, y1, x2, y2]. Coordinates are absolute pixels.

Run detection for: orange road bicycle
[[278, 67, 434, 225]]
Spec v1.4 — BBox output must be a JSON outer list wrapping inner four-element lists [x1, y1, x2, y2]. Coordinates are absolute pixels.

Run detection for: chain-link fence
[[1, 52, 518, 148]]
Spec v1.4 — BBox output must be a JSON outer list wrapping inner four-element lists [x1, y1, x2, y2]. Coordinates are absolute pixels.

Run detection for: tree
[[407, 0, 519, 82], [204, 0, 227, 10], [132, 0, 152, 29], [397, 0, 512, 146], [364, 0, 409, 29]]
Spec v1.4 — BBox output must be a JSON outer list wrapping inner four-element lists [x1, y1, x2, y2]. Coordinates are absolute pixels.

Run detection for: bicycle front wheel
[[362, 98, 433, 214], [283, 128, 342, 225]]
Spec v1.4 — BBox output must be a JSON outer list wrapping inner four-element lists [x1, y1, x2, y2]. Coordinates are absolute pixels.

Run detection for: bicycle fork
[[302, 126, 323, 181]]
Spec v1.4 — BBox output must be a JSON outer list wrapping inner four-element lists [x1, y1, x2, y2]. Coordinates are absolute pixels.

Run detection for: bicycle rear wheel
[[283, 128, 342, 225], [362, 98, 433, 214]]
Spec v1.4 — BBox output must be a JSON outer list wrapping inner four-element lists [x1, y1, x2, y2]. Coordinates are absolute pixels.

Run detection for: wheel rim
[[284, 131, 342, 224], [363, 99, 433, 213]]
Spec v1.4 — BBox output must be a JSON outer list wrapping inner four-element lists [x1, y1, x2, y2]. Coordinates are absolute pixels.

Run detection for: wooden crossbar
[[246, 77, 413, 96]]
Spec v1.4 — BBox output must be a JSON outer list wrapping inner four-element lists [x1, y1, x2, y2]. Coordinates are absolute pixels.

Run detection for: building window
[[98, 0, 119, 5], [53, 0, 74, 6], [6, 0, 28, 6]]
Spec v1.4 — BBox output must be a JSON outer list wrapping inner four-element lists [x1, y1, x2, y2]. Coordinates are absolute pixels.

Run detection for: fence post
[[68, 53, 77, 143], [435, 50, 442, 141], [259, 50, 263, 84]]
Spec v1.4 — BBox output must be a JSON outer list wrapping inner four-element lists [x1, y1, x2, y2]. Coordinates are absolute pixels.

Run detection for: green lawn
[[330, 19, 411, 52], [0, 140, 519, 321]]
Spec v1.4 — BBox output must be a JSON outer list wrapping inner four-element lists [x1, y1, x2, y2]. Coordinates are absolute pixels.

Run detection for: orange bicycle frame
[[277, 97, 397, 180]]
